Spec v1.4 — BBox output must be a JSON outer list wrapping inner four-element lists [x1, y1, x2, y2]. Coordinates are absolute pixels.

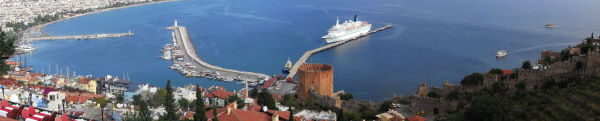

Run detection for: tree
[[461, 73, 484, 86], [338, 93, 354, 101], [289, 107, 295, 121], [226, 94, 244, 109], [132, 95, 143, 107], [469, 93, 503, 121], [516, 82, 526, 90], [0, 29, 15, 74], [281, 94, 299, 108], [150, 88, 167, 107], [93, 98, 110, 108], [179, 98, 190, 111], [194, 84, 207, 121], [257, 89, 277, 110], [560, 49, 571, 61], [163, 80, 178, 120], [212, 105, 219, 121], [427, 92, 439, 98], [115, 94, 124, 104], [343, 111, 363, 121], [487, 68, 504, 75], [249, 88, 259, 98], [522, 60, 532, 69], [446, 91, 460, 101], [491, 82, 507, 95], [137, 101, 151, 121], [359, 104, 376, 120], [378, 100, 393, 113], [575, 61, 584, 70]]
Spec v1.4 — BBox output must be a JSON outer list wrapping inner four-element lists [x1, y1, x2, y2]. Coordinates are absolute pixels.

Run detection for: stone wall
[[396, 50, 600, 114]]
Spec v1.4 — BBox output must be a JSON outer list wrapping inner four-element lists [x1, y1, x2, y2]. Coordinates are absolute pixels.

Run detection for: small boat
[[224, 78, 234, 82], [545, 22, 556, 28], [496, 50, 507, 57], [16, 44, 36, 51], [282, 57, 292, 73], [248, 82, 258, 87]]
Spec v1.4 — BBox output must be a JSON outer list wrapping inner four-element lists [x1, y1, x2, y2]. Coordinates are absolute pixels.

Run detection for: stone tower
[[416, 80, 428, 97], [297, 63, 334, 101]]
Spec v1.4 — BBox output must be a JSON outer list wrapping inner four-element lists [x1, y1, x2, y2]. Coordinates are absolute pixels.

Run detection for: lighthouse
[[174, 19, 178, 27]]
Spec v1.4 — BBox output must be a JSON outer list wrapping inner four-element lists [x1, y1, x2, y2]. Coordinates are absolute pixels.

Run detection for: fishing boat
[[545, 22, 556, 28], [496, 50, 507, 57], [282, 57, 292, 73]]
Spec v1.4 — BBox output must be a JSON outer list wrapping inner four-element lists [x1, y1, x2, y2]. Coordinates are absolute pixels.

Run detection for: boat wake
[[220, 11, 292, 24], [509, 42, 578, 54]]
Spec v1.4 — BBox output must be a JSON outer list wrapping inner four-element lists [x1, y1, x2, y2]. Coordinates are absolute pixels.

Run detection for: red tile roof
[[266, 110, 290, 121], [29, 73, 45, 77], [503, 70, 513, 75], [407, 115, 426, 121], [260, 77, 276, 88], [206, 102, 298, 121], [0, 78, 20, 87], [207, 88, 234, 99], [65, 95, 89, 104], [78, 77, 89, 84]]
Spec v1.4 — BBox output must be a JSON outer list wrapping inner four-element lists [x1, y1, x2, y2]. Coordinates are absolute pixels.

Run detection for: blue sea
[[17, 0, 600, 101]]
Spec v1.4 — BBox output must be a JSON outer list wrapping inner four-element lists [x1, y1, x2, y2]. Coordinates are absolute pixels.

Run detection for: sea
[[16, 0, 600, 101]]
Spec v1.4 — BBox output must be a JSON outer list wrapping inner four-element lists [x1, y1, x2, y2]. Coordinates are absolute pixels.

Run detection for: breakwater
[[286, 24, 393, 79], [166, 22, 270, 83], [26, 31, 134, 42]]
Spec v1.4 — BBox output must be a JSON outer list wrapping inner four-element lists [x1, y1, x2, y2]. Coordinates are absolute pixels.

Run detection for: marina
[[165, 20, 270, 83]]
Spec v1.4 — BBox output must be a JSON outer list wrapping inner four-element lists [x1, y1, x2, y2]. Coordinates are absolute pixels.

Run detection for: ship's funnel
[[336, 17, 339, 27]]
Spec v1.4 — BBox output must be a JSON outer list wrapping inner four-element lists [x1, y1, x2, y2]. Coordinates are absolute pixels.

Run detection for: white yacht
[[496, 50, 507, 57], [322, 15, 372, 43]]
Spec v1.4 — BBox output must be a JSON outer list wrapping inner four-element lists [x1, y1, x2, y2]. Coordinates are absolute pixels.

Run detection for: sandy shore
[[25, 0, 177, 41]]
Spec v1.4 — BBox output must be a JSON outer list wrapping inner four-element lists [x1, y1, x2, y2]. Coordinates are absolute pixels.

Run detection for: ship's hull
[[323, 25, 371, 43], [282, 68, 290, 73]]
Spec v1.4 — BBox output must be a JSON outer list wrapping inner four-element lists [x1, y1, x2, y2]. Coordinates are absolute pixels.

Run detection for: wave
[[509, 42, 578, 54]]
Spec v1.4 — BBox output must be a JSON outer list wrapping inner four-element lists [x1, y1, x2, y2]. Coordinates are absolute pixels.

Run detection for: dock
[[166, 22, 270, 82], [286, 24, 392, 79], [26, 31, 134, 42]]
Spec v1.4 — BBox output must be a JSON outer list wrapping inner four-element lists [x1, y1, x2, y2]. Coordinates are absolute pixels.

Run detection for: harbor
[[164, 20, 270, 83], [25, 31, 134, 42]]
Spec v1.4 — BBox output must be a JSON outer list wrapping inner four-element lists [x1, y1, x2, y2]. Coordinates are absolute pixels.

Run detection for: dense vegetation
[[447, 77, 600, 121], [0, 28, 15, 74]]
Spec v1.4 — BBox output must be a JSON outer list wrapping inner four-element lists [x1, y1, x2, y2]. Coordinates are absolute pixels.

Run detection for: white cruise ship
[[322, 15, 372, 43]]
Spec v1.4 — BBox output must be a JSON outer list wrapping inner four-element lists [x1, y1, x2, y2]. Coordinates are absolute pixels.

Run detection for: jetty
[[286, 24, 392, 79], [26, 31, 134, 42], [166, 21, 270, 82]]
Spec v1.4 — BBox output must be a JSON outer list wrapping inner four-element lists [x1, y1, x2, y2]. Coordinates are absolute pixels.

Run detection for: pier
[[286, 24, 392, 79], [26, 31, 134, 42], [166, 22, 270, 82]]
